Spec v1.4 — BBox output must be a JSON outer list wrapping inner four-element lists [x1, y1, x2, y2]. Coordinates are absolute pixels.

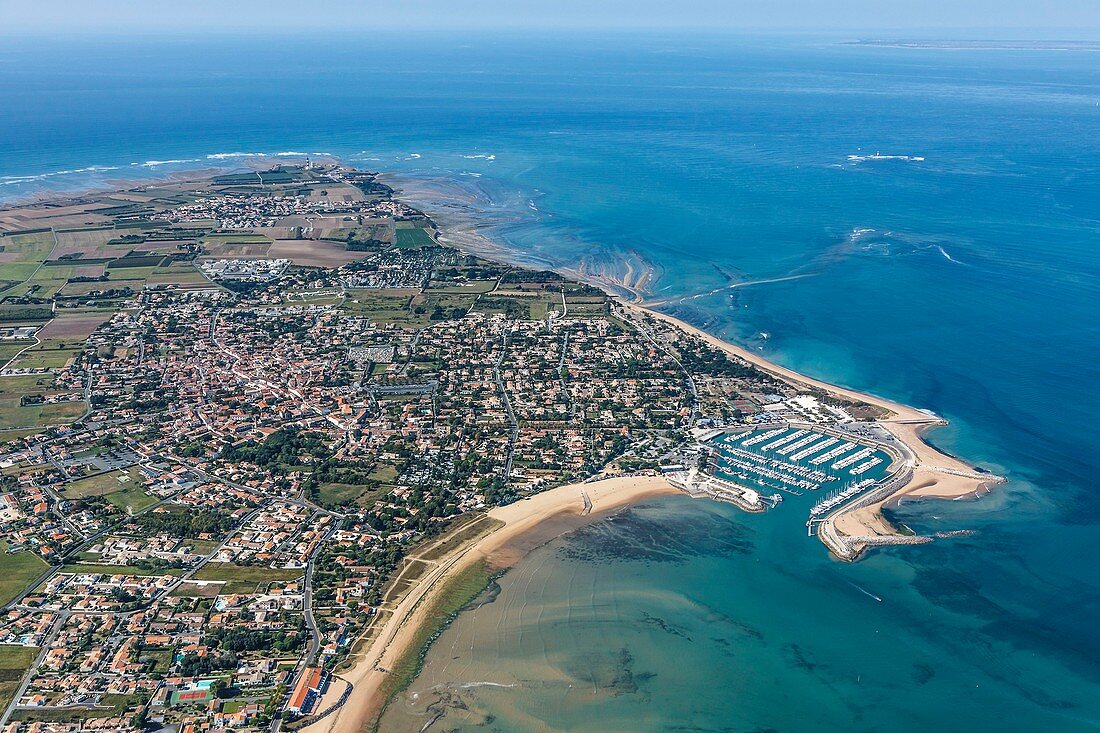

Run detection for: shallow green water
[[380, 496, 1100, 732]]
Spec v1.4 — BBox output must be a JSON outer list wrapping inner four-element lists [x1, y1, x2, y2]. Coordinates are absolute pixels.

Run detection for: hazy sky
[[2, 0, 1098, 35]]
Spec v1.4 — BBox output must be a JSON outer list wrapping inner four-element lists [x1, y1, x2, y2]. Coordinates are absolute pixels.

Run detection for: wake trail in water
[[648, 273, 817, 306], [847, 580, 883, 603]]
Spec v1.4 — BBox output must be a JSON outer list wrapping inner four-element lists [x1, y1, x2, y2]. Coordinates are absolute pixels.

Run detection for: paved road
[[492, 331, 519, 480]]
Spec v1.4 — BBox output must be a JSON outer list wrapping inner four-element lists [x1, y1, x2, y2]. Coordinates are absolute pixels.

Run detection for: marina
[[707, 427, 898, 523]]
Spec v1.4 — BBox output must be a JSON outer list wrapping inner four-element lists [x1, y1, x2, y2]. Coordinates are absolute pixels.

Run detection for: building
[[287, 666, 326, 715]]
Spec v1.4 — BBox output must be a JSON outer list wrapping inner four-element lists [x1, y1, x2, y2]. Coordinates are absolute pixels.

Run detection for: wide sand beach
[[303, 475, 678, 733]]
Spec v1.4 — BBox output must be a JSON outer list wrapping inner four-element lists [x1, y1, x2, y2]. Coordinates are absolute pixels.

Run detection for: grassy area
[[0, 400, 83, 431], [146, 264, 209, 286], [393, 227, 436, 250], [0, 341, 36, 367], [0, 374, 56, 396], [60, 469, 139, 500], [0, 645, 37, 712], [138, 648, 174, 674], [103, 483, 158, 513], [426, 279, 497, 294], [193, 563, 303, 594], [0, 427, 45, 445], [0, 541, 50, 606], [370, 560, 494, 732], [0, 305, 52, 324], [5, 339, 83, 370], [316, 482, 368, 505], [316, 480, 396, 508], [340, 288, 429, 327]]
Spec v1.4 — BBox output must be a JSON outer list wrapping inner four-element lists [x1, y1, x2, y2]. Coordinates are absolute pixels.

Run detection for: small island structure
[[0, 161, 999, 733]]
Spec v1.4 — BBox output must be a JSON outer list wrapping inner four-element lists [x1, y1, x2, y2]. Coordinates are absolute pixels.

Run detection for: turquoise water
[[2, 33, 1098, 730], [383, 496, 1100, 732]]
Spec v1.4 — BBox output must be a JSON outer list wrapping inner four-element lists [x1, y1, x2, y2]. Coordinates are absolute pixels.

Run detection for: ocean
[[2, 32, 1099, 731]]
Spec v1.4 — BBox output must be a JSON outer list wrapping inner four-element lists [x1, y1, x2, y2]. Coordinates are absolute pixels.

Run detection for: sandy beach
[[626, 303, 998, 555], [302, 475, 677, 733]]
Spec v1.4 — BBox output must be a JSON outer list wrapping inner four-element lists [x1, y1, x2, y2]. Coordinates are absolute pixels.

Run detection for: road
[[492, 330, 519, 480]]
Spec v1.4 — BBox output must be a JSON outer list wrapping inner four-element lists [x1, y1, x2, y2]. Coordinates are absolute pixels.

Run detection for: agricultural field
[[4, 339, 82, 371], [425, 279, 498, 294], [0, 341, 37, 369], [394, 226, 436, 249], [0, 645, 37, 713], [36, 313, 112, 341], [0, 541, 50, 606], [0, 305, 52, 325], [0, 232, 55, 285], [0, 400, 83, 431], [0, 374, 55, 397], [268, 238, 370, 267]]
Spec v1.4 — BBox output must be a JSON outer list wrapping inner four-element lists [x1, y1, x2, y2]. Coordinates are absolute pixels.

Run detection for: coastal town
[[0, 163, 998, 732]]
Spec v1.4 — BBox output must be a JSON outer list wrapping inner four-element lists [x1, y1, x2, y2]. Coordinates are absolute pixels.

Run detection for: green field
[[138, 648, 174, 674], [0, 645, 37, 712], [103, 484, 158, 513], [0, 541, 50, 606], [6, 339, 84, 371], [340, 288, 430, 326], [0, 428, 45, 445], [59, 468, 156, 513], [193, 563, 303, 594], [316, 482, 369, 505], [0, 400, 84, 430], [60, 469, 139, 499], [394, 227, 436, 249], [0, 341, 36, 367], [0, 374, 54, 396], [426, 279, 497, 294], [0, 305, 52, 324]]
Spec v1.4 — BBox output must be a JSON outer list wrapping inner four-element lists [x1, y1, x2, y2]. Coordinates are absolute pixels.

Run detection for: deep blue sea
[[2, 32, 1099, 730]]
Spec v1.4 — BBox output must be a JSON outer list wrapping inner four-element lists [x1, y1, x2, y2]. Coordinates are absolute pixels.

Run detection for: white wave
[[847, 227, 876, 241], [274, 151, 332, 157], [134, 158, 200, 167], [404, 153, 422, 160], [205, 152, 268, 159], [462, 154, 496, 160], [847, 153, 925, 163], [459, 172, 482, 177], [0, 165, 120, 185]]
